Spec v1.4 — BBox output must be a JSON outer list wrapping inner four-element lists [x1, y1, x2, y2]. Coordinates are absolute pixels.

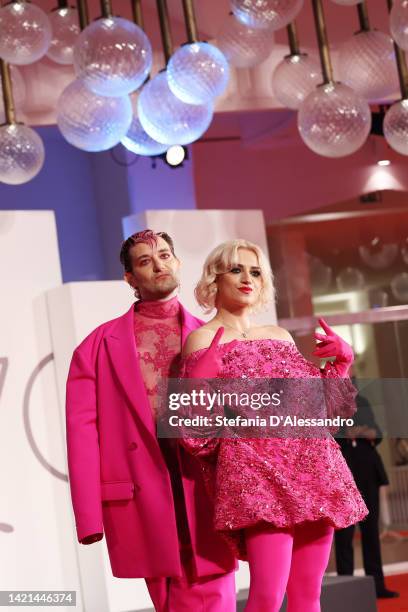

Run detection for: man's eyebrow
[[135, 248, 170, 261]]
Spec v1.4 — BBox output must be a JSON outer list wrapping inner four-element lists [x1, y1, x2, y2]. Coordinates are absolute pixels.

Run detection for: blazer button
[[128, 441, 138, 450]]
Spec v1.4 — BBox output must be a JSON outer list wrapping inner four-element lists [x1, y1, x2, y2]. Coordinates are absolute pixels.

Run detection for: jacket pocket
[[101, 480, 135, 501]]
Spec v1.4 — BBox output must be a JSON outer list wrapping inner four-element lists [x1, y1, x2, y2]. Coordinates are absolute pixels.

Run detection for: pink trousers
[[245, 520, 334, 612], [145, 571, 236, 612], [148, 439, 236, 610]]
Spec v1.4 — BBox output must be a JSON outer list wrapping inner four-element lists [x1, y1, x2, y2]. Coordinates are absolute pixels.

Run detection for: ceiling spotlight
[[165, 145, 187, 167], [377, 159, 391, 166]]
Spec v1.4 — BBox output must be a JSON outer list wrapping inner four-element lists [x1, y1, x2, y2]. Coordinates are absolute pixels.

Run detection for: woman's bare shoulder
[[261, 324, 296, 344], [182, 324, 218, 357]]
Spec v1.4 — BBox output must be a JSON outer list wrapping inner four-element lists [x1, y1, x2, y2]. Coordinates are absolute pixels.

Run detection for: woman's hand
[[187, 327, 238, 379], [313, 317, 354, 377]]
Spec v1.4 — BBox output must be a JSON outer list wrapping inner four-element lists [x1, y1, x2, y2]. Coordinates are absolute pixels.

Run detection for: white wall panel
[[0, 211, 81, 611]]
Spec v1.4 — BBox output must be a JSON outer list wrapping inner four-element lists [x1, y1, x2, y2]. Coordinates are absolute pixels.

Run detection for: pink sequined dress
[[180, 338, 369, 560]]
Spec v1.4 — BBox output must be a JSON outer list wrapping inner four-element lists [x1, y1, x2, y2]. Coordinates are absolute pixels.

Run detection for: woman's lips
[[238, 287, 252, 294]]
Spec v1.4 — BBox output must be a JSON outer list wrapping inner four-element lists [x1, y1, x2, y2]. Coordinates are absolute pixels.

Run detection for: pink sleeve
[[177, 352, 222, 459], [320, 362, 358, 433], [179, 350, 200, 377], [66, 347, 104, 543]]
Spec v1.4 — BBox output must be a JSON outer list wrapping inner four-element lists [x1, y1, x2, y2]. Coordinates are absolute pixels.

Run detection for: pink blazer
[[66, 302, 235, 578]]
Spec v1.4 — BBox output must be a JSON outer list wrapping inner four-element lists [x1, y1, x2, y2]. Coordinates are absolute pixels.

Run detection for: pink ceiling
[[19, 1, 393, 126], [39, 1, 390, 51]]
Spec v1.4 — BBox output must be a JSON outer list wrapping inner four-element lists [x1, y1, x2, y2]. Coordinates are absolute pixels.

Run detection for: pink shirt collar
[[134, 295, 180, 319]]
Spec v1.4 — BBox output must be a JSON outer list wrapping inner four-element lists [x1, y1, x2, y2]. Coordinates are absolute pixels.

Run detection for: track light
[[164, 145, 187, 167]]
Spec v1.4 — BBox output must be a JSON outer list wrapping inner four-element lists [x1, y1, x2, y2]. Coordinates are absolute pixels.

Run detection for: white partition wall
[[123, 209, 277, 325], [46, 282, 134, 414], [47, 282, 154, 612], [0, 211, 81, 611]]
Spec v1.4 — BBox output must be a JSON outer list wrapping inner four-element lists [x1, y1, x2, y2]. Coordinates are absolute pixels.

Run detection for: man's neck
[[141, 287, 179, 303], [157, 287, 179, 302]]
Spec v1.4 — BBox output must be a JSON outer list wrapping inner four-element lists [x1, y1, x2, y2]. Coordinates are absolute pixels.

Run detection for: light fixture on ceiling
[[297, 0, 371, 158], [164, 145, 187, 166], [377, 159, 391, 166]]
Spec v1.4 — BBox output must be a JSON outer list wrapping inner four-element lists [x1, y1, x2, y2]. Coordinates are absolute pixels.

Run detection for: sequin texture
[[180, 338, 369, 560]]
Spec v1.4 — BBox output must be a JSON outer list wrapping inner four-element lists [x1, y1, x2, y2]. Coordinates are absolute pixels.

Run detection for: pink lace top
[[133, 296, 181, 418]]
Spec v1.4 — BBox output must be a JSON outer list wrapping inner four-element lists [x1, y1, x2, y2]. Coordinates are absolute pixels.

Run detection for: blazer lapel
[[105, 302, 203, 439], [105, 304, 156, 437]]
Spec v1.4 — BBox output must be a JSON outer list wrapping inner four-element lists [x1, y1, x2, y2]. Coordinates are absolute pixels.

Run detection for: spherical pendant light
[[337, 30, 399, 102], [0, 1, 52, 65], [167, 42, 230, 105], [336, 267, 365, 291], [215, 14, 275, 68], [384, 99, 408, 155], [390, 0, 408, 51], [0, 123, 44, 185], [121, 116, 169, 155], [359, 238, 398, 270], [121, 92, 168, 156], [47, 6, 80, 65], [272, 53, 321, 109], [298, 82, 371, 157], [138, 71, 213, 145], [73, 16, 152, 97], [231, 0, 304, 31], [391, 272, 408, 302], [57, 79, 132, 152]]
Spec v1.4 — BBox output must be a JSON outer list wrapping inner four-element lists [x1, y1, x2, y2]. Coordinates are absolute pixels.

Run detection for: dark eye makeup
[[229, 265, 261, 277]]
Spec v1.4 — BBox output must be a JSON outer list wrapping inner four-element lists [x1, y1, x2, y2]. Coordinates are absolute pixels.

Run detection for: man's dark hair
[[119, 229, 176, 273]]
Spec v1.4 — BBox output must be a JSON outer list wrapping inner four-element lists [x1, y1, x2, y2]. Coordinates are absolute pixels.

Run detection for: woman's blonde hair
[[195, 239, 276, 314]]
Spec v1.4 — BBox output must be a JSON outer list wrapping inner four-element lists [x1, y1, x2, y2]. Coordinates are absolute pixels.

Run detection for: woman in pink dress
[[179, 239, 368, 612]]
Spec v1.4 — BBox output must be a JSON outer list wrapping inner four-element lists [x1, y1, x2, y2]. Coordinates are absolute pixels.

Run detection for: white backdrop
[[0, 211, 81, 610]]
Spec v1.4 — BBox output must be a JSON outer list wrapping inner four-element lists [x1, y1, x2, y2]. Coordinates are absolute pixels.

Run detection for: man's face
[[124, 236, 180, 300]]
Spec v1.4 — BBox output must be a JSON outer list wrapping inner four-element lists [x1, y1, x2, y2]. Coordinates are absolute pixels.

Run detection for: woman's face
[[215, 248, 263, 311]]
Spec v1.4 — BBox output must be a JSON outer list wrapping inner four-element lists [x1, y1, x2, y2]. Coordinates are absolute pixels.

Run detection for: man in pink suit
[[66, 230, 236, 611]]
